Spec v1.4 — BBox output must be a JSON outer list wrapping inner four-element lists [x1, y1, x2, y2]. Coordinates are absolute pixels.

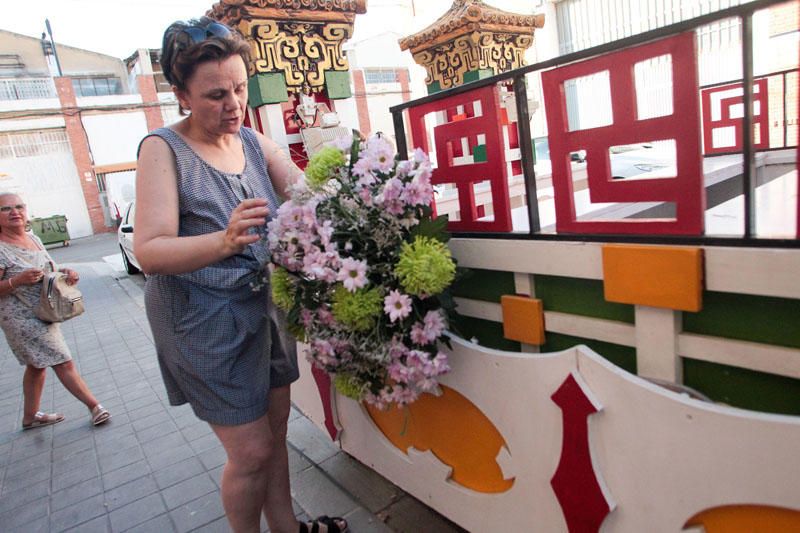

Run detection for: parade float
[[212, 0, 800, 530]]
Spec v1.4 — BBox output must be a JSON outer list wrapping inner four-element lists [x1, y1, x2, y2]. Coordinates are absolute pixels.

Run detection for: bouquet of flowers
[[267, 134, 457, 408]]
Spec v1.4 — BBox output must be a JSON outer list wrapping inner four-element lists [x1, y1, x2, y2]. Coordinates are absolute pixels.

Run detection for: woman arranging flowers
[[268, 134, 458, 408]]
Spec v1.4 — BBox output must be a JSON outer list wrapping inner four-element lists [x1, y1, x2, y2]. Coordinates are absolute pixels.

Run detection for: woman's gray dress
[[142, 127, 298, 426], [0, 235, 72, 368]]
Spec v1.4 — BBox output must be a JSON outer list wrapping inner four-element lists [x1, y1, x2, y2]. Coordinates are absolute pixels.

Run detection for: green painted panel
[[248, 73, 288, 107], [473, 144, 487, 162], [683, 358, 800, 416], [451, 268, 516, 303], [31, 216, 70, 245], [427, 81, 442, 95], [463, 69, 494, 83], [683, 291, 800, 349], [534, 275, 635, 323], [325, 71, 352, 99], [450, 315, 520, 352], [541, 332, 637, 374]]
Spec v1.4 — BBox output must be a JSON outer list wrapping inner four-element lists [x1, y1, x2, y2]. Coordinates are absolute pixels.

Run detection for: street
[[0, 233, 458, 533]]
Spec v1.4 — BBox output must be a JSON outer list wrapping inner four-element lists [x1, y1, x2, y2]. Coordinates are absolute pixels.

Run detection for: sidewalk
[[0, 262, 465, 532]]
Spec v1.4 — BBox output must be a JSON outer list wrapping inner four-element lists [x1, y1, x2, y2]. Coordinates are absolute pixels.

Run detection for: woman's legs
[[51, 360, 99, 410], [21, 365, 46, 424], [260, 386, 298, 533], [210, 385, 298, 533]]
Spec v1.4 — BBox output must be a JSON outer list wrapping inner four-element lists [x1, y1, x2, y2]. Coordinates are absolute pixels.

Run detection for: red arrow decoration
[[551, 372, 614, 532], [311, 365, 340, 441]]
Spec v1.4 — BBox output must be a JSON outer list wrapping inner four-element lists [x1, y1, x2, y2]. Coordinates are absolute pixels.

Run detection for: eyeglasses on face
[[0, 204, 25, 213], [180, 22, 232, 46]]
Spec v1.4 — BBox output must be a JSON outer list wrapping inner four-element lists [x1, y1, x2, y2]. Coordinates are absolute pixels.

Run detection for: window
[[71, 77, 122, 97], [364, 69, 397, 84]]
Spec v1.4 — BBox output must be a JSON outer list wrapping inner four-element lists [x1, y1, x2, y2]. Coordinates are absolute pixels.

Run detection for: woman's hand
[[222, 198, 270, 256], [15, 268, 44, 286], [60, 268, 80, 286]]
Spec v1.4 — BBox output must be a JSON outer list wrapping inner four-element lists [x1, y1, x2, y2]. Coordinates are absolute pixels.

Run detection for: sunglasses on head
[[179, 22, 232, 46], [0, 204, 25, 213]]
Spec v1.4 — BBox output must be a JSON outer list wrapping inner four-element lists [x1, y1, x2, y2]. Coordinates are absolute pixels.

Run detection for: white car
[[117, 201, 142, 275], [608, 144, 675, 179]]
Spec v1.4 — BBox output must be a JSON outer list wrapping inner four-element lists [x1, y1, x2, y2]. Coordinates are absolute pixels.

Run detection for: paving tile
[[192, 516, 230, 533], [99, 444, 144, 473], [101, 460, 151, 491], [288, 445, 313, 475], [145, 443, 196, 470], [52, 461, 101, 492], [4, 450, 52, 479], [342, 506, 394, 533], [103, 474, 159, 511], [62, 514, 110, 533], [188, 432, 219, 454], [52, 434, 95, 461], [287, 416, 340, 464], [208, 464, 224, 489], [49, 493, 107, 532], [169, 492, 226, 533], [161, 472, 217, 510], [51, 475, 105, 512], [153, 456, 206, 490], [7, 514, 49, 533], [140, 431, 187, 457], [197, 444, 228, 470], [318, 452, 403, 513], [290, 464, 360, 520], [52, 446, 98, 477], [380, 495, 467, 533], [0, 478, 50, 514], [122, 513, 175, 533], [135, 420, 179, 444], [108, 492, 167, 532]]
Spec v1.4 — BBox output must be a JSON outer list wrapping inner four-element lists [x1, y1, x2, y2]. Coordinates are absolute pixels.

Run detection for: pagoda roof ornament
[[398, 0, 544, 91], [208, 0, 366, 95]]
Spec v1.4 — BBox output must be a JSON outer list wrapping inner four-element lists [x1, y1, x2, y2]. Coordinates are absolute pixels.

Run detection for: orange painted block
[[365, 385, 513, 493], [602, 244, 703, 312], [501, 295, 545, 345], [451, 113, 468, 122]]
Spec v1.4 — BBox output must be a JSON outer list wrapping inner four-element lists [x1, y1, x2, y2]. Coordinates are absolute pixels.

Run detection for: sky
[[2, 0, 512, 60]]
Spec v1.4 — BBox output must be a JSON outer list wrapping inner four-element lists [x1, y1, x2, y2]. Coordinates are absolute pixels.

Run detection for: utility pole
[[45, 18, 63, 77]]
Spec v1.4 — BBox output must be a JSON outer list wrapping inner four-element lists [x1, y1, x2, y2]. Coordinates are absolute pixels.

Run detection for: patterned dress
[[0, 234, 71, 368], [141, 127, 299, 426]]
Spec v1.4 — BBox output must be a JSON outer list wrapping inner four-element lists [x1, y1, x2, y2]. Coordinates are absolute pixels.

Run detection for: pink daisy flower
[[337, 257, 368, 292], [383, 290, 412, 323]]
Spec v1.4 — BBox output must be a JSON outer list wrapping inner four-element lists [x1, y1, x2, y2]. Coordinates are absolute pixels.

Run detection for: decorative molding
[[209, 0, 365, 94], [398, 0, 544, 90]]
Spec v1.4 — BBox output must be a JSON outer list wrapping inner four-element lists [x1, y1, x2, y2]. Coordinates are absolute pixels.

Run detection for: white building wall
[[82, 111, 148, 166]]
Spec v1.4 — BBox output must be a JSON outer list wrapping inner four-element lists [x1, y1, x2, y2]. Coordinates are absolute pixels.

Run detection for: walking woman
[[135, 18, 346, 533], [0, 193, 110, 429]]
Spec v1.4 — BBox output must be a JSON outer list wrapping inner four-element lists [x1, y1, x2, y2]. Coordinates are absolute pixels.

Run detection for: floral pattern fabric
[[0, 234, 71, 368]]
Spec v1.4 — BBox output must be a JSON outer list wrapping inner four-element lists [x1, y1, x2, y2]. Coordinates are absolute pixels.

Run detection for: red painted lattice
[[701, 78, 770, 155], [409, 85, 512, 232], [541, 32, 705, 235]]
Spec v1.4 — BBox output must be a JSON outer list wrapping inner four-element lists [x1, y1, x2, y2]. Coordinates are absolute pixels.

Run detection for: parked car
[[533, 137, 674, 180], [117, 201, 141, 275]]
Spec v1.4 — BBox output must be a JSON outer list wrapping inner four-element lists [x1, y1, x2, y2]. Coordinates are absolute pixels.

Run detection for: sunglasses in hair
[[180, 22, 232, 46], [0, 204, 25, 213]]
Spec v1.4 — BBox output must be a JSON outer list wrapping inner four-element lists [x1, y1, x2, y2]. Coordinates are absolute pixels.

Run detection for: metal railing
[[390, 0, 799, 247], [0, 78, 57, 101]]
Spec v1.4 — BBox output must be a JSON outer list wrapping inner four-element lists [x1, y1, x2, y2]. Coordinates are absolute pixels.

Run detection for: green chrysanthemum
[[395, 236, 456, 296], [271, 267, 296, 312], [333, 373, 367, 400], [331, 285, 382, 331], [305, 146, 346, 190]]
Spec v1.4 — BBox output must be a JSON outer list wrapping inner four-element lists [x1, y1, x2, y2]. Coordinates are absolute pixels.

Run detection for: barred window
[[0, 130, 70, 159], [0, 78, 57, 101]]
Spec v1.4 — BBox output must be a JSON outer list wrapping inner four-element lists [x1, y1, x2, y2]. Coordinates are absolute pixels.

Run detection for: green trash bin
[[30, 215, 70, 247]]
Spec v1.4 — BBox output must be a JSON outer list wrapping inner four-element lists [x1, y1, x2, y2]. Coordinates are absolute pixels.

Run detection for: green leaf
[[411, 214, 450, 243]]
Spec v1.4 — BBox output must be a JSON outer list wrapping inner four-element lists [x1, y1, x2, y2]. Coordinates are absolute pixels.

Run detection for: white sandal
[[91, 404, 111, 426]]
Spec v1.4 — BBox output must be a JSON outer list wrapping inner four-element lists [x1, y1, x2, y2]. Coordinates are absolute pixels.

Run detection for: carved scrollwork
[[414, 31, 530, 90], [246, 18, 352, 93]]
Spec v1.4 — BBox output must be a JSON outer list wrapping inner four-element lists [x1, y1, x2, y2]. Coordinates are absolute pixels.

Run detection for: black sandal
[[299, 515, 348, 533]]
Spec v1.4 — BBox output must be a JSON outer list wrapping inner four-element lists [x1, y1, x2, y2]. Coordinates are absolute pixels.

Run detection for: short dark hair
[[160, 17, 251, 96]]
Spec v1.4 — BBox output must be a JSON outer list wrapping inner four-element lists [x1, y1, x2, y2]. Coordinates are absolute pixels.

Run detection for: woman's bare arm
[[134, 135, 268, 275], [257, 134, 303, 201]]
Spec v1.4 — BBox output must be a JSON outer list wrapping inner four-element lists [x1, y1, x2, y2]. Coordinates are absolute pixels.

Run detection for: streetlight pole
[[45, 18, 63, 77]]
